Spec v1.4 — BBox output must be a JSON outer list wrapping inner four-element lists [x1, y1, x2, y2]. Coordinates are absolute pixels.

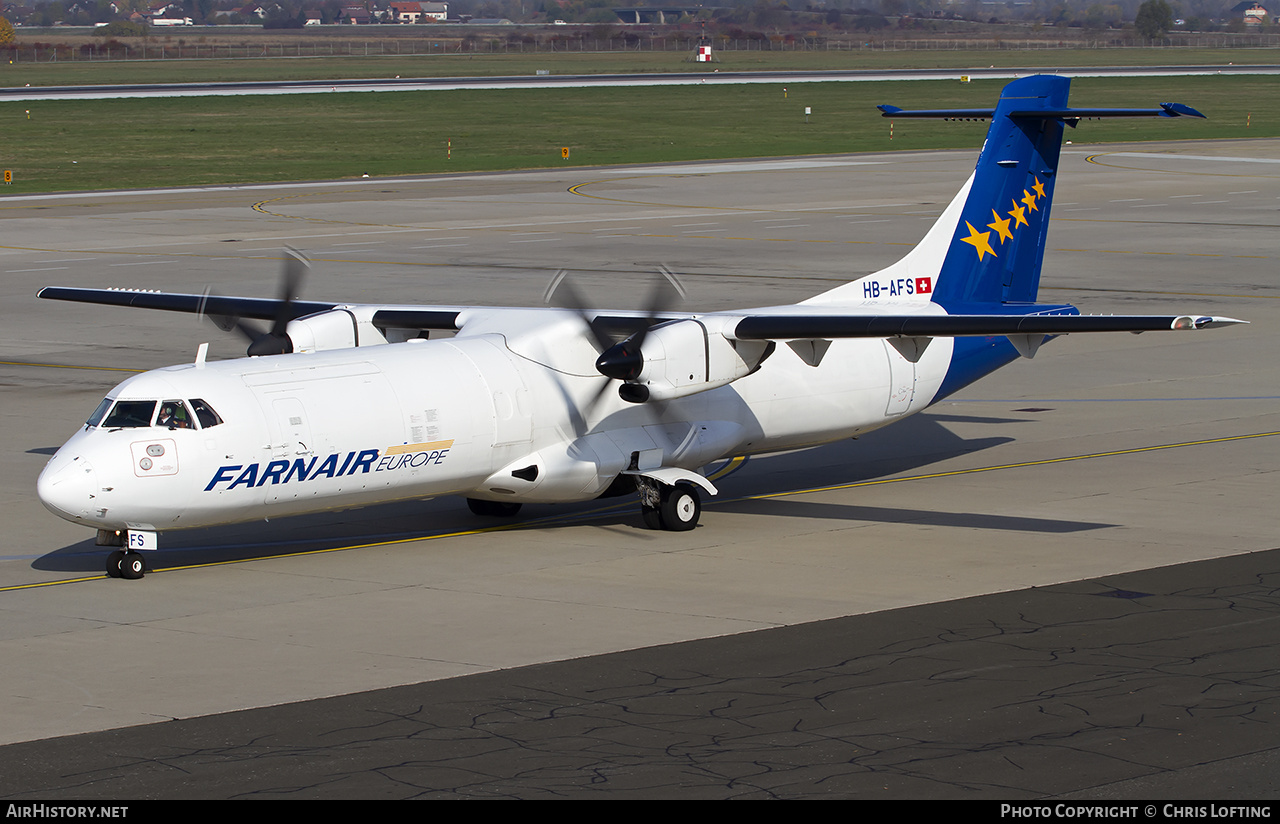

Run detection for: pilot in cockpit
[[157, 401, 192, 430]]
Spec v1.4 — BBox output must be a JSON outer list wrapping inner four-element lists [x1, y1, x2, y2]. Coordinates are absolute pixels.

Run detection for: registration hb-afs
[[36, 75, 1243, 579]]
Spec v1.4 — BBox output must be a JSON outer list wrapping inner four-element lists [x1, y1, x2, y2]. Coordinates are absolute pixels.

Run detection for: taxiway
[[0, 141, 1276, 797]]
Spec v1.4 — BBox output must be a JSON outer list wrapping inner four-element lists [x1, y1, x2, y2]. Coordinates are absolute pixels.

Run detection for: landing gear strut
[[636, 477, 701, 532]]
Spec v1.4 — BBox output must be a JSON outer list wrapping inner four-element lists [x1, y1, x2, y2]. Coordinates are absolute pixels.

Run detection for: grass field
[[0, 75, 1275, 194]]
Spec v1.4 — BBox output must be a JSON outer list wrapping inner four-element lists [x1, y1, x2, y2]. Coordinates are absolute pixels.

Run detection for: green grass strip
[[1, 75, 1274, 194]]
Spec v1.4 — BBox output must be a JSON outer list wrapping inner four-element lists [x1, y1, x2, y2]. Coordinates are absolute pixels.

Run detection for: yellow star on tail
[[1009, 199, 1028, 228], [987, 209, 1013, 244], [1022, 189, 1039, 212], [960, 221, 996, 261], [1032, 177, 1046, 199]]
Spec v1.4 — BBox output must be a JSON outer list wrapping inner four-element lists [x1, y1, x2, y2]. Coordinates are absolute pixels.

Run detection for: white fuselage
[[37, 307, 953, 533]]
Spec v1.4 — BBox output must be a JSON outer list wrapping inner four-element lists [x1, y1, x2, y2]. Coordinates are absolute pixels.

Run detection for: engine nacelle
[[285, 308, 390, 353], [601, 318, 773, 403]]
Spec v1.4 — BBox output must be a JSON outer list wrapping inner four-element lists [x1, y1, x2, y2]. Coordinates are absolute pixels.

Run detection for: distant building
[[1232, 1, 1271, 24], [389, 1, 447, 23], [339, 5, 373, 24]]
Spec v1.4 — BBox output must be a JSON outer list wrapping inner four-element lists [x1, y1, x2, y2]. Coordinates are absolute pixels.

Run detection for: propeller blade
[[197, 248, 309, 357], [272, 247, 308, 336], [544, 269, 614, 353], [653, 264, 688, 308], [547, 267, 687, 413]]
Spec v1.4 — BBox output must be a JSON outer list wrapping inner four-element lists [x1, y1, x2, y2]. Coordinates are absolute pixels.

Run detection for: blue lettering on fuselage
[[204, 448, 444, 492]]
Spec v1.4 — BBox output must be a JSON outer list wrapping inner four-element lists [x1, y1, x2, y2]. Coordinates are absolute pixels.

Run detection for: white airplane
[[36, 75, 1243, 580]]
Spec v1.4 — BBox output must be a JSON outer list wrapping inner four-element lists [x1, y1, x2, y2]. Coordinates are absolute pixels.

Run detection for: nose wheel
[[106, 550, 147, 580]]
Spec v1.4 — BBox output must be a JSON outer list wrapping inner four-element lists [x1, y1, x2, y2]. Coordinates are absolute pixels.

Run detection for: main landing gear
[[464, 480, 704, 532], [636, 477, 701, 532]]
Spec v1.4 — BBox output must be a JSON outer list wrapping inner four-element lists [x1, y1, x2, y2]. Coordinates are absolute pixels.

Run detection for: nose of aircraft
[[37, 453, 98, 523]]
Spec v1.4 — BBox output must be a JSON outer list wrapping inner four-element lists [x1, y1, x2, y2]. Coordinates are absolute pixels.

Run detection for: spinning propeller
[[544, 266, 687, 409], [203, 248, 310, 357]]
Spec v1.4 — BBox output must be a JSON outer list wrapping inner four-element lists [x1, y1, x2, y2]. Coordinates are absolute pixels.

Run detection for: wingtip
[[1174, 316, 1249, 330], [1160, 102, 1208, 119]]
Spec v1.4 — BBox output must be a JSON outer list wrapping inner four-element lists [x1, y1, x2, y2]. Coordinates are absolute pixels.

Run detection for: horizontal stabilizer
[[731, 314, 1246, 340], [878, 103, 1206, 120]]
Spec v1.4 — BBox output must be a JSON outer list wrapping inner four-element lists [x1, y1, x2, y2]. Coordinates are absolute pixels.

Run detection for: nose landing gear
[[106, 549, 147, 580]]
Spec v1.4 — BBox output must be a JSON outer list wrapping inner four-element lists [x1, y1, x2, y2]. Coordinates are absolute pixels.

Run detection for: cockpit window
[[86, 398, 113, 428], [190, 399, 223, 429], [157, 400, 194, 430], [102, 400, 157, 429]]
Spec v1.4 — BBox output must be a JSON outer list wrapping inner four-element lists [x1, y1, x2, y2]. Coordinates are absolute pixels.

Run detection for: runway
[[0, 140, 1276, 797], [3, 64, 1279, 100]]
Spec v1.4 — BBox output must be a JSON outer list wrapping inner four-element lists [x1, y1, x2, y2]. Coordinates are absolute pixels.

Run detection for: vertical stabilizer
[[930, 75, 1069, 305]]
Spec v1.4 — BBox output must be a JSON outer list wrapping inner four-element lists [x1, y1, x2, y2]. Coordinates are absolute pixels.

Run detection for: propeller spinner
[[595, 266, 686, 402]]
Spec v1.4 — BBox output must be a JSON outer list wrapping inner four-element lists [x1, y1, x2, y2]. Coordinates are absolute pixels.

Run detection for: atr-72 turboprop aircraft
[[36, 75, 1243, 579]]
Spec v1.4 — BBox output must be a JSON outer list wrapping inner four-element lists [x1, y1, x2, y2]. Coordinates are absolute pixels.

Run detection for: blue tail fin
[[803, 75, 1203, 310], [930, 74, 1069, 306]]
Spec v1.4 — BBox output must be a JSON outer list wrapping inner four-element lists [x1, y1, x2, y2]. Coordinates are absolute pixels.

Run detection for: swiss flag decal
[[915, 277, 933, 294]]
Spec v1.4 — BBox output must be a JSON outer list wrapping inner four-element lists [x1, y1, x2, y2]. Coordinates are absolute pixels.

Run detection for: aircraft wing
[[39, 288, 1244, 339], [729, 313, 1246, 340], [36, 286, 677, 338], [38, 286, 348, 324]]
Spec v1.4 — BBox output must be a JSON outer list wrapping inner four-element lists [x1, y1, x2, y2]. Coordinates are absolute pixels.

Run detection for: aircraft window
[[190, 399, 223, 429], [102, 400, 157, 429], [86, 398, 113, 428], [157, 400, 194, 430]]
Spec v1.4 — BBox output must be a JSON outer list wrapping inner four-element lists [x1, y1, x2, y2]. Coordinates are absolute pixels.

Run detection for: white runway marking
[[612, 160, 886, 175]]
